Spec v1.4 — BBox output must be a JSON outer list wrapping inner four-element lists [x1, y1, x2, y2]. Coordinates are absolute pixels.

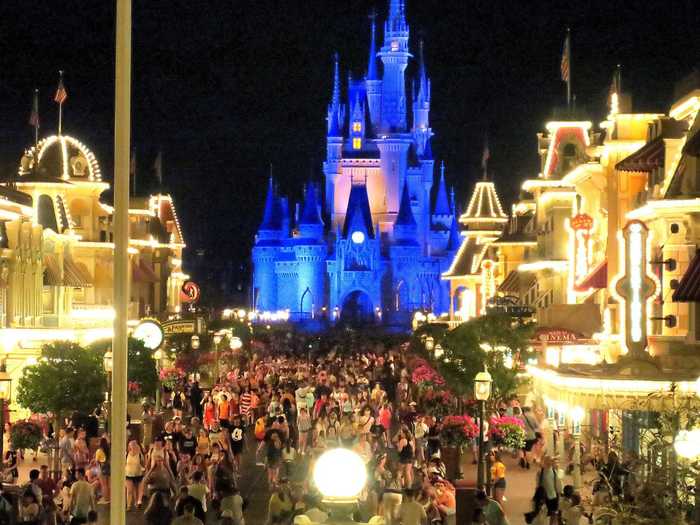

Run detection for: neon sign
[[566, 214, 594, 300], [481, 260, 496, 315], [611, 220, 658, 356]]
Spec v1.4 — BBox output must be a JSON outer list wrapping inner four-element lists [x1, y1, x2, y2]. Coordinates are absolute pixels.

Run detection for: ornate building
[[252, 0, 460, 325]]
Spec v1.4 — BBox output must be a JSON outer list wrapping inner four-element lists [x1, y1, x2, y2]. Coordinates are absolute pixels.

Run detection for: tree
[[89, 338, 158, 401], [17, 341, 107, 418], [436, 314, 534, 404]]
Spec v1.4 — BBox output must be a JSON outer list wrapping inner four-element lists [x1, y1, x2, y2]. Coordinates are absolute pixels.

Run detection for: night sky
[[0, 1, 698, 302]]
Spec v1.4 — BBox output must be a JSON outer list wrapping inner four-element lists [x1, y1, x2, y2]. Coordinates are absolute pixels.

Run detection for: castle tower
[[432, 161, 452, 229], [412, 39, 432, 156], [294, 183, 326, 318], [252, 177, 284, 311], [378, 0, 411, 132]]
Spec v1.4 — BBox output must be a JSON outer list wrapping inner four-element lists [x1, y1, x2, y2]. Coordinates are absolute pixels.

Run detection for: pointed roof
[[366, 12, 379, 81], [420, 136, 433, 161], [260, 177, 282, 231], [396, 180, 416, 226], [433, 161, 450, 215], [327, 53, 345, 137], [387, 0, 407, 32], [299, 182, 323, 225], [459, 180, 508, 225], [447, 214, 461, 251], [416, 39, 430, 105], [343, 183, 374, 238]]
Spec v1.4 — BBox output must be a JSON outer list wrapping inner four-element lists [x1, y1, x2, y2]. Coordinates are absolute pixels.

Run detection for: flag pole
[[566, 28, 572, 111], [58, 71, 64, 136], [112, 0, 131, 524], [33, 89, 39, 151]]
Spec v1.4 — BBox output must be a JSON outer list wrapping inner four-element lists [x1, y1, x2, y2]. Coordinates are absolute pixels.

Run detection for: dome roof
[[19, 134, 102, 182]]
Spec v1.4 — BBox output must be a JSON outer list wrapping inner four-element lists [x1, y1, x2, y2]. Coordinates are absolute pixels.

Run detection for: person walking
[[490, 451, 507, 506], [69, 468, 95, 524]]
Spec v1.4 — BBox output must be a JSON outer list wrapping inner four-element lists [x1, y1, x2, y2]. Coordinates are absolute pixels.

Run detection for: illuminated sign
[[133, 319, 164, 350], [567, 214, 594, 299], [162, 319, 196, 335], [612, 220, 658, 356], [535, 328, 584, 344], [180, 281, 201, 304], [480, 260, 496, 315]]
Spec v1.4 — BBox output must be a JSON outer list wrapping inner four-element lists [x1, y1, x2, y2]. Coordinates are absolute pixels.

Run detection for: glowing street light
[[230, 336, 243, 351], [313, 448, 367, 503], [474, 369, 492, 489]]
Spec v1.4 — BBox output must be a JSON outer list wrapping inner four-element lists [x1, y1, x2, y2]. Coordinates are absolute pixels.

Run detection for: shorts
[[126, 475, 144, 483], [545, 497, 559, 515]]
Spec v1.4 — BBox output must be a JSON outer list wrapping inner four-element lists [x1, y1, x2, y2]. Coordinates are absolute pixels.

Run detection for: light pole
[[425, 335, 434, 352], [571, 406, 584, 490], [213, 333, 222, 385], [0, 366, 12, 464], [474, 369, 492, 489], [152, 349, 165, 412], [103, 350, 113, 429]]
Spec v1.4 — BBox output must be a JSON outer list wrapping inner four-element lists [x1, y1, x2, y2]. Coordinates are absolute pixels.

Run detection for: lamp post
[[0, 367, 12, 463], [434, 343, 444, 360], [103, 350, 113, 429], [474, 369, 492, 489], [311, 448, 368, 523], [425, 335, 434, 352], [152, 349, 165, 412], [571, 406, 584, 490], [213, 333, 222, 385]]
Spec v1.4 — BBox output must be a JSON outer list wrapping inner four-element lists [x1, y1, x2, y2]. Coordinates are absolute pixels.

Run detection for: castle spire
[[327, 53, 345, 137], [388, 0, 407, 33], [434, 161, 450, 216], [396, 180, 416, 226], [299, 182, 323, 226], [367, 11, 379, 81], [417, 38, 430, 105], [260, 176, 282, 231]]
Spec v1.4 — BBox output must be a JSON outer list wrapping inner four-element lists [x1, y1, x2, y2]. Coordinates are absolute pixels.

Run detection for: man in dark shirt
[[179, 427, 197, 458], [229, 415, 245, 466], [174, 486, 206, 523]]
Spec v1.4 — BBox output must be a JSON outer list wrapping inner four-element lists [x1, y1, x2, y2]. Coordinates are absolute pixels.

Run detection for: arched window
[[37, 195, 58, 232]]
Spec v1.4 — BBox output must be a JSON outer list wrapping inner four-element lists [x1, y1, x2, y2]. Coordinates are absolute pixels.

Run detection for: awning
[[673, 251, 700, 302], [574, 260, 607, 292], [63, 258, 93, 287], [498, 270, 536, 293], [43, 255, 61, 286], [615, 137, 664, 172], [132, 260, 158, 283], [498, 271, 519, 293]]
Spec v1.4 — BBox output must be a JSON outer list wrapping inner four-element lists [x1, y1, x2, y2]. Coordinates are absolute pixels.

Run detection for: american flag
[[54, 73, 68, 105], [560, 32, 570, 82], [29, 90, 40, 128]]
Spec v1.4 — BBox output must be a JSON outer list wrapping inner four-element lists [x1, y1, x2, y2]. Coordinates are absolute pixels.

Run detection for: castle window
[[391, 40, 399, 52], [353, 138, 362, 150], [353, 121, 362, 132]]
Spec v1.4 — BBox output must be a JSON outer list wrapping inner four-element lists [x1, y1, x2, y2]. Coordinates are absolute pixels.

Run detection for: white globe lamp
[[675, 429, 700, 459], [313, 448, 366, 503]]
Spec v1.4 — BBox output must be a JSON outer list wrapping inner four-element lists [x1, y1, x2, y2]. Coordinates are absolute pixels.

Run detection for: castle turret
[[252, 177, 283, 311], [298, 182, 324, 239], [432, 161, 451, 228], [412, 39, 432, 156], [366, 12, 382, 131], [324, 53, 345, 219], [379, 0, 411, 132]]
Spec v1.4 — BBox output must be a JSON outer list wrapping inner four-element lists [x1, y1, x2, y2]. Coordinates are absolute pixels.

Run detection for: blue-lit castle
[[252, 0, 462, 326]]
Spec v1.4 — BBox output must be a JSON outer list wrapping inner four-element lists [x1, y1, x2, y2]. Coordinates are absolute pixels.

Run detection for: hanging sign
[[180, 281, 201, 304]]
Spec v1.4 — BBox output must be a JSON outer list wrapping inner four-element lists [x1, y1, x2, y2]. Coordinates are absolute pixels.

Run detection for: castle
[[252, 0, 464, 325]]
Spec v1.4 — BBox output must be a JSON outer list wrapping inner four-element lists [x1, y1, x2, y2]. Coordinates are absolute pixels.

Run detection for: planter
[[442, 445, 462, 481]]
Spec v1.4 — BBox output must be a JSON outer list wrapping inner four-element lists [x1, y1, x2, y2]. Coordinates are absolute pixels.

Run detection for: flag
[[54, 72, 67, 105], [481, 136, 490, 171], [560, 32, 570, 82], [29, 90, 40, 128], [153, 151, 163, 186], [608, 66, 621, 98]]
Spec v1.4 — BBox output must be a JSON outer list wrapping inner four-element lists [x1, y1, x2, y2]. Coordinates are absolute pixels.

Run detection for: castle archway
[[340, 290, 374, 325]]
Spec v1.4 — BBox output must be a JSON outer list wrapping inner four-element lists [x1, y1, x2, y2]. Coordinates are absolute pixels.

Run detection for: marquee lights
[[480, 260, 496, 315], [611, 220, 659, 355], [542, 122, 592, 178], [34, 135, 103, 181], [462, 182, 507, 222]]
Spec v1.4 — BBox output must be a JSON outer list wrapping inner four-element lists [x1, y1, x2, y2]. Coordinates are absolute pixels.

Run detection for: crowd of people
[[0, 338, 640, 525]]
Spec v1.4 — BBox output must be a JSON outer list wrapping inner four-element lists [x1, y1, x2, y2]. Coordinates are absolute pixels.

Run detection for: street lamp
[[229, 336, 243, 351], [425, 335, 435, 352], [103, 350, 113, 429], [213, 333, 223, 384], [434, 343, 444, 360], [152, 349, 165, 412], [0, 366, 12, 463], [310, 448, 367, 523], [190, 335, 200, 350], [474, 369, 492, 489]]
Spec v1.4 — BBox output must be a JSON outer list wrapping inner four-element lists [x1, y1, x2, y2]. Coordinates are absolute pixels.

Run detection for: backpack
[[254, 418, 266, 440]]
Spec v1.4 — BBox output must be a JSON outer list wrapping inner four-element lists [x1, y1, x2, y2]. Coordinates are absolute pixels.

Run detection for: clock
[[133, 320, 164, 350], [351, 231, 365, 244]]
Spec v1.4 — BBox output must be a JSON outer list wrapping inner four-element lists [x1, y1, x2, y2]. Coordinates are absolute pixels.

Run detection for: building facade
[[252, 0, 460, 326], [0, 131, 187, 407]]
